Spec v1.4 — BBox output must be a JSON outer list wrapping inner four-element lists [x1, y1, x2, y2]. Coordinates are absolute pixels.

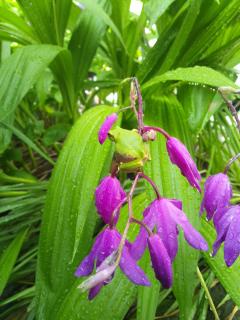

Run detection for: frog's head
[[108, 126, 150, 167], [108, 126, 122, 143]]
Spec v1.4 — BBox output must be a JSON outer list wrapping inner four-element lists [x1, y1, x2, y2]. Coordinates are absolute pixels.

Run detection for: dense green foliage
[[0, 0, 240, 319]]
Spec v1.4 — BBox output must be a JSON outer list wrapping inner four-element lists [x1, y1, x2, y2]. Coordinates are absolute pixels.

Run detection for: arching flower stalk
[[75, 78, 208, 299]]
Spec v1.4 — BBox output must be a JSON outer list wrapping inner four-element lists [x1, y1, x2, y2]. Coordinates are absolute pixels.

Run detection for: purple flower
[[75, 227, 150, 299], [200, 173, 232, 221], [95, 175, 126, 224], [212, 205, 240, 267], [147, 234, 172, 288], [130, 198, 208, 262], [98, 113, 118, 144], [166, 137, 201, 192]]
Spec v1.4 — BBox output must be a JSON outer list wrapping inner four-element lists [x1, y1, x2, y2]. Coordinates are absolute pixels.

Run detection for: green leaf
[[69, 0, 110, 90], [0, 7, 35, 44], [178, 85, 216, 134], [43, 123, 71, 146], [144, 0, 176, 23], [201, 220, 240, 307], [17, 0, 61, 45], [0, 44, 63, 122], [0, 229, 27, 295], [0, 44, 63, 152], [35, 106, 116, 319], [159, 0, 201, 73], [76, 0, 126, 51], [0, 121, 55, 165], [140, 95, 202, 319], [179, 0, 240, 66], [142, 66, 238, 91]]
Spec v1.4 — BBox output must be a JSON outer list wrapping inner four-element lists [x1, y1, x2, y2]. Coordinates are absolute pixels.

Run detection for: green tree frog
[[108, 126, 150, 172]]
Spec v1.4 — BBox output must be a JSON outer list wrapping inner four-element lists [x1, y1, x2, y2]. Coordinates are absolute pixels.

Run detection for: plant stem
[[219, 90, 240, 133], [224, 153, 240, 174], [115, 173, 140, 265], [109, 196, 127, 227], [130, 217, 153, 235], [130, 81, 139, 119], [139, 172, 161, 199], [132, 77, 144, 133], [196, 267, 220, 320], [143, 125, 170, 139]]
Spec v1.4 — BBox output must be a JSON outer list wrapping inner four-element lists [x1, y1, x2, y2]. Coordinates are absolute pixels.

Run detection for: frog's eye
[[108, 131, 116, 142], [98, 113, 118, 144]]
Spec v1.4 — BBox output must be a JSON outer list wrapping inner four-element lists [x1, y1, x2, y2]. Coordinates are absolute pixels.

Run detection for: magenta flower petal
[[96, 227, 121, 267], [129, 210, 156, 260], [88, 283, 103, 300], [75, 227, 120, 278], [169, 199, 182, 210], [224, 213, 240, 266], [147, 234, 172, 288], [95, 176, 126, 224], [98, 113, 118, 144], [212, 206, 238, 257], [120, 246, 151, 286], [75, 231, 104, 277], [166, 137, 201, 192], [159, 199, 208, 251], [213, 206, 234, 237], [156, 210, 178, 261], [200, 173, 232, 220]]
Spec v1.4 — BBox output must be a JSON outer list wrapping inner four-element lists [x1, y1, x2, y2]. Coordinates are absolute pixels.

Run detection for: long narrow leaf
[[0, 229, 27, 295]]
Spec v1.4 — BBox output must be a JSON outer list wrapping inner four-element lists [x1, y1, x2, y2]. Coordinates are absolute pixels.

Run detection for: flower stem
[[115, 173, 141, 265], [219, 90, 240, 133], [117, 106, 132, 113], [196, 266, 220, 320], [109, 196, 127, 228], [224, 153, 240, 174], [132, 77, 144, 133], [130, 81, 139, 120], [143, 126, 170, 139], [130, 217, 153, 236], [139, 172, 161, 199]]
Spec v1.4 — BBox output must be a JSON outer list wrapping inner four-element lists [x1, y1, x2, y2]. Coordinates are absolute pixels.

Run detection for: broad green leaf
[[55, 193, 148, 320], [0, 8, 35, 44], [142, 66, 238, 91], [178, 85, 216, 134], [179, 0, 240, 66], [137, 1, 189, 82], [0, 44, 63, 122], [0, 44, 63, 152], [139, 95, 202, 319], [75, 0, 126, 51], [50, 49, 76, 119], [17, 0, 57, 44], [144, 0, 176, 23], [35, 106, 116, 319], [201, 220, 240, 307], [54, 0, 72, 45], [159, 0, 201, 73], [16, 0, 71, 44], [69, 0, 110, 90], [0, 229, 27, 295]]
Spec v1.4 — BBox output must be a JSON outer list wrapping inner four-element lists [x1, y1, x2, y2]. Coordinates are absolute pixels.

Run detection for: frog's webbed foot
[[119, 159, 144, 173]]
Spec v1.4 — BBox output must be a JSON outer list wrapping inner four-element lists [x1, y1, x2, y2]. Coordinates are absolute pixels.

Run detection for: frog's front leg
[[119, 159, 144, 173]]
